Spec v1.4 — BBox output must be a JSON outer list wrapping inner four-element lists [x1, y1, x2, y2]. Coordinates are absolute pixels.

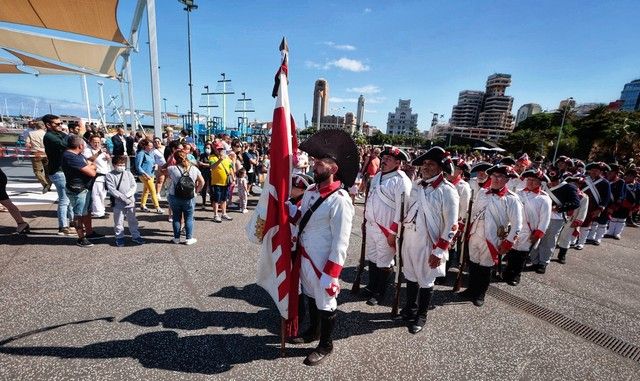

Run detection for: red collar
[[317, 180, 342, 198], [525, 187, 541, 194], [450, 176, 462, 185], [486, 185, 508, 197], [481, 178, 492, 189], [421, 174, 444, 189]]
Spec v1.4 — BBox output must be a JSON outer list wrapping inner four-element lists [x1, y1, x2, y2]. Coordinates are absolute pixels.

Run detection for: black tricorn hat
[[411, 146, 453, 173], [521, 169, 550, 182], [470, 161, 492, 173], [585, 162, 610, 172], [299, 128, 359, 187], [381, 146, 410, 161], [499, 157, 517, 166], [487, 164, 519, 179], [452, 157, 471, 173], [607, 163, 622, 174]]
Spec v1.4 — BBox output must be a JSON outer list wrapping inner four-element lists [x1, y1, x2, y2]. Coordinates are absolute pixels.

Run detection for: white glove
[[320, 273, 340, 297], [432, 247, 447, 259], [285, 200, 299, 218]]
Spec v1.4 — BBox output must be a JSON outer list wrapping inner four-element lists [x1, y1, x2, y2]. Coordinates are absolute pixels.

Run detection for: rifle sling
[[297, 187, 341, 238]]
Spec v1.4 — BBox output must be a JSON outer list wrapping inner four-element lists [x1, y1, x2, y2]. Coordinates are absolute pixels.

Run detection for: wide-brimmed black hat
[[380, 146, 410, 161], [299, 128, 359, 187], [411, 146, 453, 173], [585, 162, 610, 172], [521, 169, 550, 182], [470, 161, 492, 173], [607, 163, 623, 174], [487, 164, 519, 179], [499, 157, 517, 166], [555, 155, 572, 165]]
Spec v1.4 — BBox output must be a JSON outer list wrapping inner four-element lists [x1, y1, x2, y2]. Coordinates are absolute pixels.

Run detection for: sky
[[0, 0, 639, 132]]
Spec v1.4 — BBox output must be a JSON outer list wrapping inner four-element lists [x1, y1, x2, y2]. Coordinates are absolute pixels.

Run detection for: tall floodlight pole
[[180, 0, 197, 132], [552, 97, 574, 163], [205, 85, 210, 119], [235, 92, 255, 136]]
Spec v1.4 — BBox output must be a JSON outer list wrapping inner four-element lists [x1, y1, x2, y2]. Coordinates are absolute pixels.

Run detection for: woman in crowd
[[0, 168, 29, 234], [166, 150, 204, 245]]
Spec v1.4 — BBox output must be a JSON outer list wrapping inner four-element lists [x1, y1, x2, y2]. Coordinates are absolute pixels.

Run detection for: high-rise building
[[386, 99, 418, 136], [450, 90, 484, 128], [312, 79, 329, 128], [515, 103, 542, 126], [620, 79, 640, 111], [356, 95, 365, 131], [447, 73, 515, 141]]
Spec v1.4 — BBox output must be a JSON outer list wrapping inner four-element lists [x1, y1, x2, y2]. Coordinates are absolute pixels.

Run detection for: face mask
[[115, 166, 126, 172], [205, 149, 212, 155]]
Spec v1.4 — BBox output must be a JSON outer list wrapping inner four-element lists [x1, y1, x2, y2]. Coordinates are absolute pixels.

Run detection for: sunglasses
[[51, 122, 63, 126]]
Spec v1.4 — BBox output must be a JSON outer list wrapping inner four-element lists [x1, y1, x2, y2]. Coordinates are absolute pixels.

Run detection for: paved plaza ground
[[1, 159, 639, 380]]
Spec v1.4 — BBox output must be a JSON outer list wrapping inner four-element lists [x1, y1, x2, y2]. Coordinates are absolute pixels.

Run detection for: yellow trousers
[[140, 177, 160, 209]]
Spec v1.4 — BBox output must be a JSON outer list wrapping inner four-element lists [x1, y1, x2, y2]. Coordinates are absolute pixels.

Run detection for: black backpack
[[175, 166, 195, 199]]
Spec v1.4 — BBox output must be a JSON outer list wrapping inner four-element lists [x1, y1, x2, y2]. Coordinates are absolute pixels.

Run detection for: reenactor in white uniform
[[504, 169, 552, 284], [461, 164, 523, 306], [576, 162, 611, 249], [556, 175, 589, 263], [468, 162, 492, 198], [363, 146, 412, 306], [397, 147, 459, 333], [288, 129, 356, 366]]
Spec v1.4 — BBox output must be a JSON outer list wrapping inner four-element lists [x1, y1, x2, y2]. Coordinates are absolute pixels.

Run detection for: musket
[[351, 180, 371, 293], [390, 191, 406, 317], [453, 191, 474, 292], [495, 224, 511, 281]]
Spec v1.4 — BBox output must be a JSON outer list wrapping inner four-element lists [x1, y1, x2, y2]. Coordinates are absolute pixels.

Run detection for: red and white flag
[[252, 37, 299, 336]]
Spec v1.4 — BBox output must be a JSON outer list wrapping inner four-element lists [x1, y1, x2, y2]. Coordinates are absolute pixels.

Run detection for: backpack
[[175, 166, 195, 199]]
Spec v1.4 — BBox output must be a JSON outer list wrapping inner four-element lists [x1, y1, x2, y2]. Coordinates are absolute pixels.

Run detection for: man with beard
[[397, 147, 459, 333], [461, 164, 522, 306], [362, 146, 412, 306], [288, 129, 356, 366], [576, 162, 611, 250]]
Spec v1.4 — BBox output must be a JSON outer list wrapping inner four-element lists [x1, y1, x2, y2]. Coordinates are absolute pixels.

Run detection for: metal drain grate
[[487, 285, 640, 363]]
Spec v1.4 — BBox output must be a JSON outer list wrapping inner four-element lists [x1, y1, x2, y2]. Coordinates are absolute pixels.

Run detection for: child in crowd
[[105, 156, 144, 247], [236, 168, 249, 213]]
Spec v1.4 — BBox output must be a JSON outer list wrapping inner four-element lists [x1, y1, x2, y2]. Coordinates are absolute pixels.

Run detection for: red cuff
[[573, 220, 583, 226], [323, 260, 343, 278], [390, 222, 398, 234], [434, 238, 450, 251], [500, 240, 514, 251], [532, 230, 544, 239]]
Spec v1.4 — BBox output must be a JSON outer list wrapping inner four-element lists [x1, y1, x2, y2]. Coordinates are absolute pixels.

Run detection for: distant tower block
[[356, 94, 365, 131], [312, 79, 329, 128]]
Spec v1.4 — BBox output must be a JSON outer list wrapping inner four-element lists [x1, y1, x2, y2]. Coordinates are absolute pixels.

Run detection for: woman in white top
[[166, 150, 204, 245], [152, 137, 167, 199]]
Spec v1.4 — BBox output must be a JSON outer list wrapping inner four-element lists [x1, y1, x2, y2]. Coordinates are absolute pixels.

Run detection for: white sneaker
[[185, 238, 198, 245], [213, 215, 222, 223], [156, 208, 164, 214], [242, 209, 249, 214], [574, 244, 584, 250], [171, 238, 181, 244], [221, 214, 233, 221]]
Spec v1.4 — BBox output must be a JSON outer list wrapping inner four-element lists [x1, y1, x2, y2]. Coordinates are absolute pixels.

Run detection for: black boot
[[557, 248, 567, 264], [459, 261, 478, 299], [506, 250, 526, 286], [396, 280, 418, 321], [474, 265, 492, 307], [363, 261, 378, 297], [409, 287, 433, 334], [303, 310, 335, 366], [368, 266, 393, 305], [290, 296, 320, 344]]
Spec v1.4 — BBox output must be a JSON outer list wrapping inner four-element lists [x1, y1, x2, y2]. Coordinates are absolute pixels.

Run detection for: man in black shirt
[[43, 114, 73, 235]]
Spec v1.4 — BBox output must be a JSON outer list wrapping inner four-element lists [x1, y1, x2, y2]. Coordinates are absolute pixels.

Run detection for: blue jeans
[[168, 195, 195, 239], [49, 171, 73, 228]]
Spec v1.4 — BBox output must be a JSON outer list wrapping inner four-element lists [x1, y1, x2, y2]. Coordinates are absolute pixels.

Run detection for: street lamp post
[[552, 97, 574, 163], [179, 0, 197, 132], [162, 97, 167, 125]]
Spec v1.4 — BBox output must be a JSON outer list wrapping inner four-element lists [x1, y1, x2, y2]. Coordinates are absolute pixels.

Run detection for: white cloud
[[323, 41, 356, 51], [305, 60, 323, 69], [347, 85, 381, 94], [326, 58, 370, 72], [329, 97, 358, 103], [364, 7, 372, 13], [367, 96, 387, 104]]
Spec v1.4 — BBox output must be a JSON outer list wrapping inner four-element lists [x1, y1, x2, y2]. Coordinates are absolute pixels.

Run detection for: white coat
[[515, 188, 552, 251], [364, 169, 412, 267], [468, 186, 523, 267], [399, 174, 459, 288]]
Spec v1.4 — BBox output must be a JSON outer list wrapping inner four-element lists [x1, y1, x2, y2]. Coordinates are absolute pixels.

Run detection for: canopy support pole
[[146, 0, 162, 138], [81, 74, 92, 123]]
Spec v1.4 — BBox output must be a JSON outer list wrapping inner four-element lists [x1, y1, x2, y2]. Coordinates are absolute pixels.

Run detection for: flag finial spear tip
[[280, 37, 288, 52]]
